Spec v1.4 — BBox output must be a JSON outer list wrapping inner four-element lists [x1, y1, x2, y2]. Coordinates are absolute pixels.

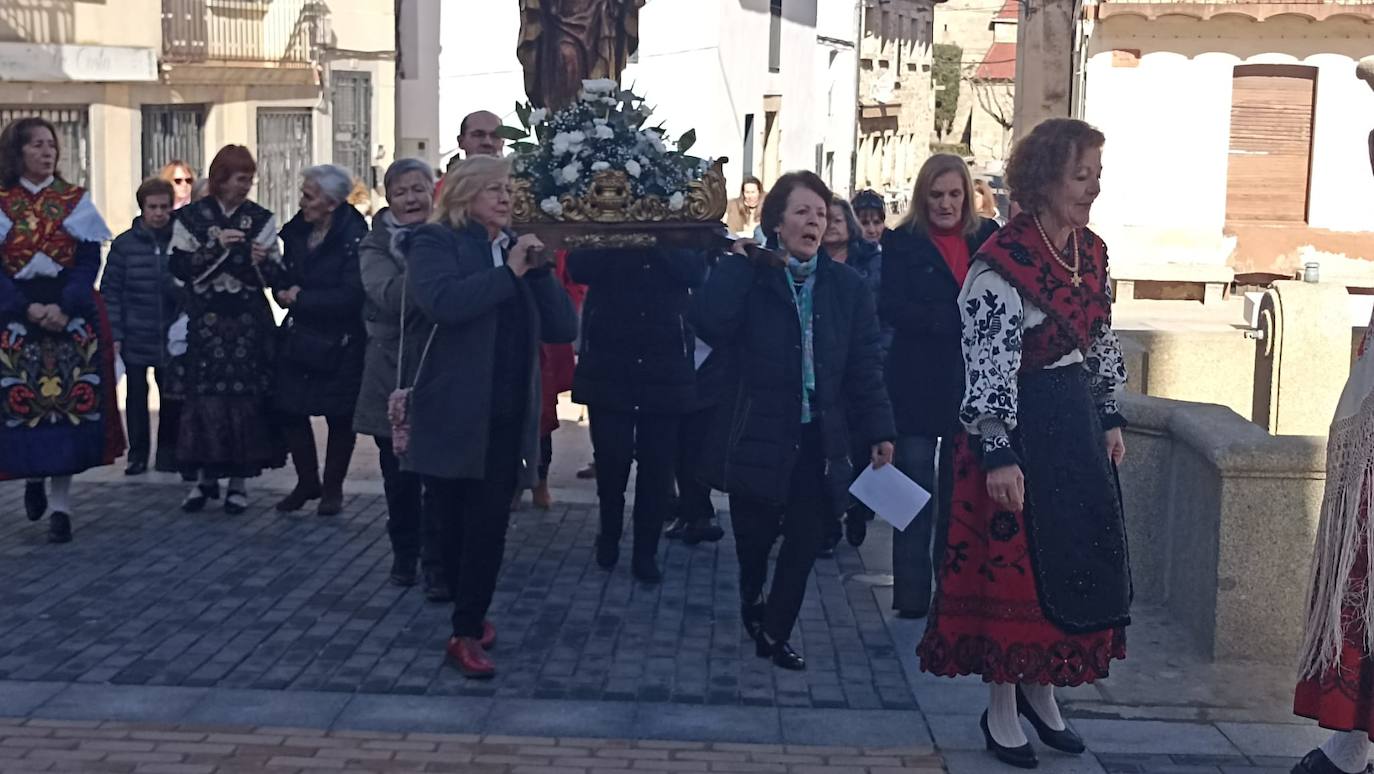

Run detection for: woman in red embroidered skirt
[[1287, 129, 1374, 774], [0, 117, 122, 544], [915, 119, 1131, 769]]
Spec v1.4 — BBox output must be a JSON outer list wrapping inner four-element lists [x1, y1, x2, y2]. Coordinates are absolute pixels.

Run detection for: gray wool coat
[[400, 221, 578, 483], [353, 209, 426, 438]]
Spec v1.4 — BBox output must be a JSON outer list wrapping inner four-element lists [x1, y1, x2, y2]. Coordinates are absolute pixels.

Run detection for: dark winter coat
[[879, 218, 1000, 438], [401, 221, 578, 483], [273, 205, 370, 418], [838, 237, 891, 352], [690, 250, 896, 507], [568, 247, 706, 414], [687, 254, 735, 414], [101, 217, 179, 368]]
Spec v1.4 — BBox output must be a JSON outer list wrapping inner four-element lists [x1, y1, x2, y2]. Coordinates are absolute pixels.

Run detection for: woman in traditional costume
[[916, 118, 1131, 769], [169, 145, 285, 515], [0, 117, 121, 543], [1288, 125, 1374, 774]]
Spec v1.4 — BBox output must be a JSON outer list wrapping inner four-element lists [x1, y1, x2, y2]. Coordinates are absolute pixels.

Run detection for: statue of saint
[[517, 0, 645, 110]]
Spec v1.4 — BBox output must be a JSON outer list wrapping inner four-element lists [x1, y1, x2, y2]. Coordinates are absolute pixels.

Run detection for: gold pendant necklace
[[1034, 215, 1082, 288]]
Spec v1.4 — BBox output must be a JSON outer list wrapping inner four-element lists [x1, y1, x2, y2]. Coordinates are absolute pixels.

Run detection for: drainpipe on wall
[[851, 0, 866, 194], [1070, 0, 1090, 119]]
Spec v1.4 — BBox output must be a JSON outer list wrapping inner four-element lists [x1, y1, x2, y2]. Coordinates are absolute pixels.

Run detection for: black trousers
[[422, 414, 522, 638], [675, 406, 716, 524], [125, 366, 178, 466], [588, 407, 678, 553], [891, 435, 955, 613], [375, 436, 440, 574], [728, 423, 830, 643], [824, 441, 875, 547]]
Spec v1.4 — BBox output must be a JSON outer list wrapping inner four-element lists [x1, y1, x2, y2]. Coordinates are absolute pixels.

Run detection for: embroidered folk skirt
[[1294, 491, 1374, 738], [175, 305, 284, 479], [0, 292, 125, 479], [917, 366, 1130, 686]]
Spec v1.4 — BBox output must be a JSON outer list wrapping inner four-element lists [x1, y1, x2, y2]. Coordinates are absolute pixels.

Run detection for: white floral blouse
[[956, 258, 1128, 455]]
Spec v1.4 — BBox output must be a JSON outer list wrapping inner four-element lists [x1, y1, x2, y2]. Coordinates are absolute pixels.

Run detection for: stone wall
[[1119, 393, 1326, 664]]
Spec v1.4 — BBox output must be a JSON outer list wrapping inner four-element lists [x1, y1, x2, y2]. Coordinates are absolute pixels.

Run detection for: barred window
[[142, 104, 207, 180], [0, 107, 91, 187]]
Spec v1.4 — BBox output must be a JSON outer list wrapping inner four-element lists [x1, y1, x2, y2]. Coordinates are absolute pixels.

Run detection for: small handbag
[[388, 279, 437, 456]]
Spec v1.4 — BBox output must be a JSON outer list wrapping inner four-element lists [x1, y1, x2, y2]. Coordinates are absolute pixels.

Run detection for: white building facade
[[1079, 1, 1374, 279], [403, 0, 861, 198], [0, 0, 395, 229]]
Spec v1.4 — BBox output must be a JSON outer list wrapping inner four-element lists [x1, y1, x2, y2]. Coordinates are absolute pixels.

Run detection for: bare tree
[[971, 76, 1014, 132]]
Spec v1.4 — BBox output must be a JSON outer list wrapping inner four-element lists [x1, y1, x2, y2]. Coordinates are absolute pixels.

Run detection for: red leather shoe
[[478, 620, 496, 650], [445, 636, 495, 679]]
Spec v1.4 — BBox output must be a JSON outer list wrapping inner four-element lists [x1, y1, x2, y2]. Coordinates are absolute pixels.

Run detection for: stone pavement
[[0, 718, 944, 773], [0, 405, 1346, 772]]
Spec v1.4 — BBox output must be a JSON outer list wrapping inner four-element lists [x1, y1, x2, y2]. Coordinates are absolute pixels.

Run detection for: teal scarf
[[786, 255, 818, 423]]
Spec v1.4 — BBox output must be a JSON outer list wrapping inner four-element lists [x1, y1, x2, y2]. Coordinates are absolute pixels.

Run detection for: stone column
[[1011, 0, 1075, 142], [1251, 280, 1352, 437]]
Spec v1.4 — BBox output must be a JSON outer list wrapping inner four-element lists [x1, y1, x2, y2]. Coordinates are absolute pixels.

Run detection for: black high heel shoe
[[1292, 748, 1373, 774], [980, 711, 1038, 769], [1015, 686, 1085, 754], [181, 481, 221, 513]]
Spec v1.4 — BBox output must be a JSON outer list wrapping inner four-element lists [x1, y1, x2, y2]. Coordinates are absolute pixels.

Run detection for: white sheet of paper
[[848, 463, 932, 532]]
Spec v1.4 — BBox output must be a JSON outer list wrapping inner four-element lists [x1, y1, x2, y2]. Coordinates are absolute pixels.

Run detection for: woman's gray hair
[[384, 157, 435, 191], [302, 163, 354, 204]]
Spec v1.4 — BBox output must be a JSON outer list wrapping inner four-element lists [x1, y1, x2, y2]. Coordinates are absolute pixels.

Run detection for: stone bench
[[1112, 263, 1235, 305]]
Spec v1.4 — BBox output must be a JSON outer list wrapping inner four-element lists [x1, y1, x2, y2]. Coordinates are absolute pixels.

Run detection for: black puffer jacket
[[569, 247, 706, 414], [879, 218, 1000, 437], [690, 251, 896, 507], [273, 205, 370, 417], [101, 217, 179, 368]]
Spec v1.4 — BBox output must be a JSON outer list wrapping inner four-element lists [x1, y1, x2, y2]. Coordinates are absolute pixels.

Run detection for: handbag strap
[[395, 271, 438, 391]]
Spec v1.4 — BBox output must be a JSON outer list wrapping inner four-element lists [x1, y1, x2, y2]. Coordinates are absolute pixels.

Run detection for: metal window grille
[[141, 104, 207, 180], [0, 107, 91, 187], [255, 108, 314, 221], [330, 71, 373, 187]]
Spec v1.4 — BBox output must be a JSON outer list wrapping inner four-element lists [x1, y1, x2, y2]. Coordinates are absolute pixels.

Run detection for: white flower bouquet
[[505, 80, 729, 249]]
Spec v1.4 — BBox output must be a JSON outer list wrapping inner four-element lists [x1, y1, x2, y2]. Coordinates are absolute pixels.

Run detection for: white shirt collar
[[19, 176, 54, 194], [490, 232, 511, 268]]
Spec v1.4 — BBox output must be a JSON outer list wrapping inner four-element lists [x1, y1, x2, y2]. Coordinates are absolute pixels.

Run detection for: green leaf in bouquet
[[494, 125, 530, 141], [677, 129, 697, 153], [511, 141, 539, 153], [516, 102, 532, 130]]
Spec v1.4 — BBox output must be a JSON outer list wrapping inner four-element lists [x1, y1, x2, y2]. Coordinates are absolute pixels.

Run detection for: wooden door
[[1225, 64, 1316, 223]]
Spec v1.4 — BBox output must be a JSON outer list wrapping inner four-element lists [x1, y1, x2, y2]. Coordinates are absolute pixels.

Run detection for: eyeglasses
[[173, 177, 193, 184]]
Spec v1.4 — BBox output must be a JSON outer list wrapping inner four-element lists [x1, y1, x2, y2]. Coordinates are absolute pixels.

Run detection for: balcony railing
[[162, 0, 320, 65]]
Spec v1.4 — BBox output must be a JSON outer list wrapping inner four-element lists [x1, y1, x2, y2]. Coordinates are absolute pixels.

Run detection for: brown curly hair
[[1004, 118, 1105, 214]]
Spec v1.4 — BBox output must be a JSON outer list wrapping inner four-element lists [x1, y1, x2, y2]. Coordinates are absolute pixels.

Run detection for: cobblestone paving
[[0, 717, 946, 773], [0, 482, 913, 710], [1095, 752, 1293, 773]]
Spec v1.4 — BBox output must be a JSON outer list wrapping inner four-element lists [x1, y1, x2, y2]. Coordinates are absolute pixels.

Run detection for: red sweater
[[930, 223, 971, 285]]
